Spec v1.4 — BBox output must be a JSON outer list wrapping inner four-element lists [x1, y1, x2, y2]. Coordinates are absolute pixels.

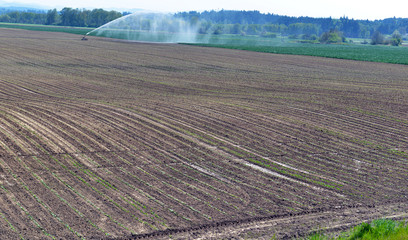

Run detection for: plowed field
[[0, 28, 407, 239]]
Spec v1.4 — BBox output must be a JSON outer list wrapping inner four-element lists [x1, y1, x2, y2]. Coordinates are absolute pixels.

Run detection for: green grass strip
[[304, 218, 408, 240], [187, 43, 408, 65]]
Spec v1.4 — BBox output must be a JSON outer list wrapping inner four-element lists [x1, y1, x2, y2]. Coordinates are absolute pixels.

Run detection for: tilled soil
[[127, 201, 408, 240], [0, 28, 407, 239]]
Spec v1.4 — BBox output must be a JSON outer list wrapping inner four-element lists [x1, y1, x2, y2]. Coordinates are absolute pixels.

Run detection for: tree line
[[0, 8, 123, 28], [175, 10, 407, 39], [0, 8, 406, 41]]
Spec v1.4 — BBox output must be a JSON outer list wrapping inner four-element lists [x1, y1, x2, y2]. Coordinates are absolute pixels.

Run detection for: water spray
[[83, 12, 207, 43]]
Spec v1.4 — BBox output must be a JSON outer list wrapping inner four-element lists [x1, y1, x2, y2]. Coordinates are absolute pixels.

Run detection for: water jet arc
[[84, 12, 202, 43]]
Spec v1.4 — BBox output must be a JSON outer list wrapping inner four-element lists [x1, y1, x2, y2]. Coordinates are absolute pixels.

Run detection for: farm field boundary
[[1, 22, 407, 65], [0, 29, 407, 239], [116, 201, 408, 239]]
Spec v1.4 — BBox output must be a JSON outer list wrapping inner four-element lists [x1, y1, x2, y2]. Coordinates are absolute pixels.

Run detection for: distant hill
[[0, 6, 46, 14]]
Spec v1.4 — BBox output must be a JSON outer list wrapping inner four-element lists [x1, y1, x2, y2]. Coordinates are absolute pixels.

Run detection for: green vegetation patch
[[189, 42, 408, 65], [305, 219, 408, 240]]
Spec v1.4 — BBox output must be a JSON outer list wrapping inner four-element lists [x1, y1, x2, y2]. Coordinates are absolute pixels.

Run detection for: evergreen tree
[[45, 9, 58, 25]]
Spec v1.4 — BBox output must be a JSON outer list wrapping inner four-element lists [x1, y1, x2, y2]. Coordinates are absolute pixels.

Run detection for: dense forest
[[0, 8, 407, 39]]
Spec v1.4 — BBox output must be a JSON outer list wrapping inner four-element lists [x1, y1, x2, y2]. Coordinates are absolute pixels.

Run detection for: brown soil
[[0, 28, 407, 239]]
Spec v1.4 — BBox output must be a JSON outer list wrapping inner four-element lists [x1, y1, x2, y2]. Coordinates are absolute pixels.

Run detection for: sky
[[1, 0, 407, 20]]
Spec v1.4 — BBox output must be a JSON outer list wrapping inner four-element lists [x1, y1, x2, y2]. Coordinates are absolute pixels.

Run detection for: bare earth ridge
[[0, 28, 407, 239]]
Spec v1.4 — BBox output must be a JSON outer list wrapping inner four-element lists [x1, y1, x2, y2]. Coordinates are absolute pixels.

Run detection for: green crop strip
[[188, 43, 408, 65], [348, 108, 408, 125], [317, 125, 408, 160], [0, 195, 24, 239]]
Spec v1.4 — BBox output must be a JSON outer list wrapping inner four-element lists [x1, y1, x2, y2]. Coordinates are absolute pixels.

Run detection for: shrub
[[390, 30, 403, 46], [371, 31, 384, 45], [390, 38, 402, 46], [319, 30, 343, 44], [212, 25, 224, 35]]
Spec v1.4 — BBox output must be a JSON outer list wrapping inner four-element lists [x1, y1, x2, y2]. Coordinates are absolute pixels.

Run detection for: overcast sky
[[2, 0, 407, 20]]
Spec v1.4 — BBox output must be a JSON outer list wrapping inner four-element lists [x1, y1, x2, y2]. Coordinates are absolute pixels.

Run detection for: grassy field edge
[[304, 219, 408, 240]]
